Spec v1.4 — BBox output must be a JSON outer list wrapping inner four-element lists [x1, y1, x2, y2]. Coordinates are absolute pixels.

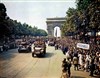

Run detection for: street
[[0, 1, 100, 78], [0, 45, 97, 78]]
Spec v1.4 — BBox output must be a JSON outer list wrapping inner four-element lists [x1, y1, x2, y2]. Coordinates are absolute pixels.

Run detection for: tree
[[76, 0, 100, 43], [61, 8, 77, 36], [0, 3, 13, 39], [35, 29, 47, 36], [76, 0, 94, 11], [0, 3, 47, 42], [61, 0, 99, 44], [87, 0, 100, 44]]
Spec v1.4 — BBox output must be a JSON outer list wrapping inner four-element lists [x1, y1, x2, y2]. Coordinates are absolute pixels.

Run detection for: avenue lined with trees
[[0, 1, 100, 78], [0, 3, 47, 42], [61, 0, 100, 44]]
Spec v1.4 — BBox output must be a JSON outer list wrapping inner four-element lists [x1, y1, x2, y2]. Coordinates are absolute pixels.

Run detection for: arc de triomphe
[[46, 17, 66, 37]]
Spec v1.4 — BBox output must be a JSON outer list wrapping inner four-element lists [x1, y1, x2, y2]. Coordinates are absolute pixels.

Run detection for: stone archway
[[46, 17, 66, 37]]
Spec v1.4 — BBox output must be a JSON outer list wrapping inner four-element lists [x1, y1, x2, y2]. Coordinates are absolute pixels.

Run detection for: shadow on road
[[71, 75, 99, 78], [71, 76, 86, 78], [45, 52, 54, 58], [0, 49, 18, 60], [0, 52, 16, 61], [0, 76, 6, 78], [33, 52, 54, 58]]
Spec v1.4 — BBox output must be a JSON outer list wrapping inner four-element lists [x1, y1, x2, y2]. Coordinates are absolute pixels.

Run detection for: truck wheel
[[42, 52, 45, 57], [37, 54, 40, 57], [18, 50, 21, 53], [44, 50, 46, 54]]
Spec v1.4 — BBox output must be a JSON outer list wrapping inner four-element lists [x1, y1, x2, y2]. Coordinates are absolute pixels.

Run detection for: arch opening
[[54, 26, 61, 37]]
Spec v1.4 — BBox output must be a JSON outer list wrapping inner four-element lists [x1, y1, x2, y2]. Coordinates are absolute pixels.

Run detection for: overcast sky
[[1, 0, 76, 31]]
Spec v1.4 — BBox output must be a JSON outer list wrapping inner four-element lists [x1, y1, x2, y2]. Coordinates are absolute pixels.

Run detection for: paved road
[[0, 46, 98, 78]]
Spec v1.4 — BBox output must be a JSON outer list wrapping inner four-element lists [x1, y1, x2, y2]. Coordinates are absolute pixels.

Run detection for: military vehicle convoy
[[32, 39, 46, 57], [18, 41, 31, 53]]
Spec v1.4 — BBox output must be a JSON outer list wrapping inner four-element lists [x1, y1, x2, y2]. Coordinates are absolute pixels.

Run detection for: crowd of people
[[0, 40, 17, 52], [55, 37, 100, 78]]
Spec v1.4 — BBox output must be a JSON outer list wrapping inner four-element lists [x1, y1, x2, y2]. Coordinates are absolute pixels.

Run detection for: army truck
[[32, 40, 46, 57]]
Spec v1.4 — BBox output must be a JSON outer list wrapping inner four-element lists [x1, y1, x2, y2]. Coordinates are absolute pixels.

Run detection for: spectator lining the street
[[61, 58, 68, 78]]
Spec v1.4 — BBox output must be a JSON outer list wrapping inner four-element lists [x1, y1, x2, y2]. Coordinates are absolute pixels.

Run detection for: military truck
[[32, 40, 46, 57]]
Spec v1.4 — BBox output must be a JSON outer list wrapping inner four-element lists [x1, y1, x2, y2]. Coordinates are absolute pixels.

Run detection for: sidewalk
[[71, 65, 99, 78]]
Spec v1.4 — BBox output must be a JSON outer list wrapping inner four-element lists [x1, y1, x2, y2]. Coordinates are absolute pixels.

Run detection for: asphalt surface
[[0, 45, 98, 78]]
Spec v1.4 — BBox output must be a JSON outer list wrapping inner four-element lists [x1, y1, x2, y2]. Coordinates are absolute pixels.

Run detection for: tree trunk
[[93, 29, 97, 44]]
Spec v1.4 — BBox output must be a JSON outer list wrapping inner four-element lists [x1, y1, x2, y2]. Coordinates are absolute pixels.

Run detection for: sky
[[1, 0, 76, 31]]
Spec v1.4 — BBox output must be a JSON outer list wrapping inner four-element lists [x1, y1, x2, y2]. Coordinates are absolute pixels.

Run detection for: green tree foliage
[[35, 29, 48, 36], [62, 0, 100, 44], [76, 0, 93, 11], [0, 3, 47, 40], [0, 3, 6, 20], [76, 0, 100, 30], [75, 0, 100, 43], [61, 8, 76, 36], [87, 0, 100, 30], [13, 20, 47, 36], [0, 3, 12, 38]]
